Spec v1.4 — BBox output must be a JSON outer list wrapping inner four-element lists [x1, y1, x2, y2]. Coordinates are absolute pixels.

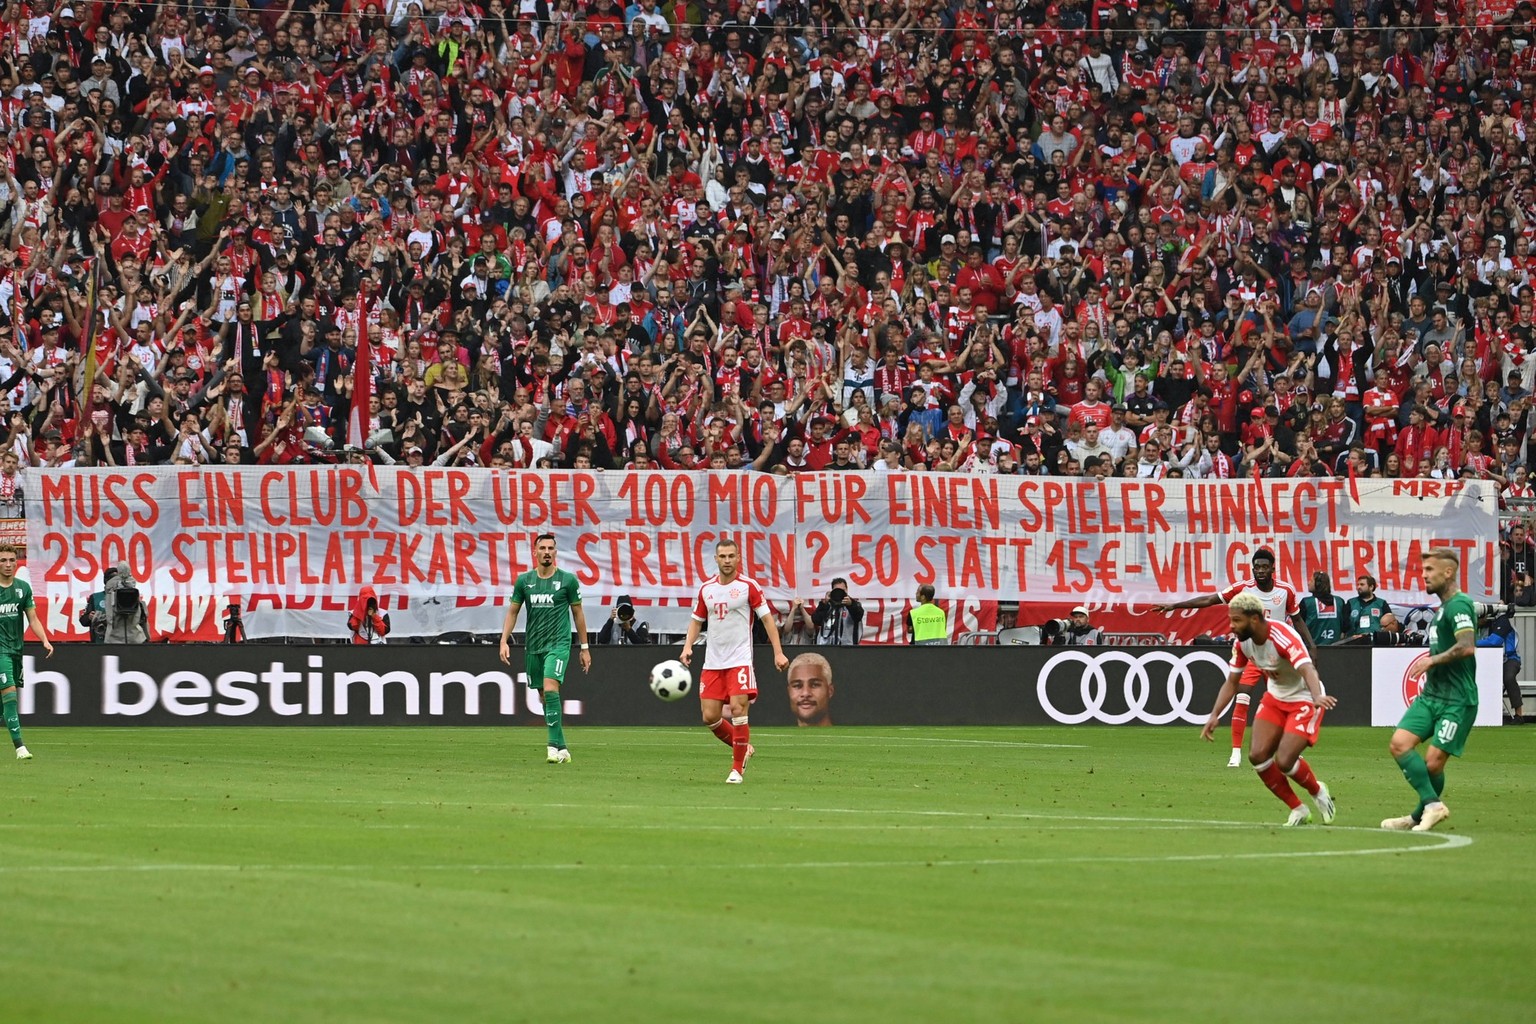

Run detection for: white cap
[[1071, 605, 1090, 616]]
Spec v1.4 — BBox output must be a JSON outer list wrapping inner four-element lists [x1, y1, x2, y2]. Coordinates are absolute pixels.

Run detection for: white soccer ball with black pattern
[[649, 660, 692, 702]]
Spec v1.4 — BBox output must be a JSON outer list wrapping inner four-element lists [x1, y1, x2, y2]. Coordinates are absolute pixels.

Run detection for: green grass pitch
[[3, 725, 1532, 1024]]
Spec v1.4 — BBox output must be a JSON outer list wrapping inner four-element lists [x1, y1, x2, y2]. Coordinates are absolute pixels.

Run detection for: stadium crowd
[[0, 0, 1534, 489]]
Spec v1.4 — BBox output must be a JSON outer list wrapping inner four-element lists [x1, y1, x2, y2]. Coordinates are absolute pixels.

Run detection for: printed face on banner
[[24, 471, 1499, 643]]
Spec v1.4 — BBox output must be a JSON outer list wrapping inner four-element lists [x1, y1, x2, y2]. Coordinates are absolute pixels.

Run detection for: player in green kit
[[0, 543, 54, 759], [1383, 548, 1478, 832], [499, 534, 590, 763]]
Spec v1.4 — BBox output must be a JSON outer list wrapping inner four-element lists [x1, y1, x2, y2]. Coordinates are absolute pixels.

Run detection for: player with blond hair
[[1201, 593, 1338, 826]]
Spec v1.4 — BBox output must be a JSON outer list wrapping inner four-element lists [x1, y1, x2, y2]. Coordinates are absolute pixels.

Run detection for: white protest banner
[[25, 469, 1497, 640]]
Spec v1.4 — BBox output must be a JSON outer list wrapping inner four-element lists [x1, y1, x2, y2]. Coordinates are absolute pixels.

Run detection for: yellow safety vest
[[910, 602, 947, 643]]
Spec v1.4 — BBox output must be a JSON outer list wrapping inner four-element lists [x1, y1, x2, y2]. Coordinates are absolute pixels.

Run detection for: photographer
[[1476, 606, 1523, 725], [777, 599, 817, 646], [1041, 606, 1104, 646], [812, 578, 864, 646], [1335, 610, 1422, 648], [597, 594, 650, 646], [101, 562, 148, 644], [79, 568, 114, 643]]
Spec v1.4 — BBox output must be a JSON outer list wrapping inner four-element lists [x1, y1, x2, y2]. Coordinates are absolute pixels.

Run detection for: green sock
[[1, 689, 22, 748], [1414, 771, 1447, 821], [543, 690, 565, 749], [1396, 749, 1440, 807]]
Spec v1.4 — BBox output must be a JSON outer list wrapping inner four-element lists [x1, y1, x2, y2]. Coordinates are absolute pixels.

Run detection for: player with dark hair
[[1383, 548, 1478, 832], [499, 533, 590, 763], [681, 539, 789, 783], [0, 543, 52, 759], [1346, 574, 1397, 637], [1155, 547, 1314, 766], [1202, 594, 1337, 826]]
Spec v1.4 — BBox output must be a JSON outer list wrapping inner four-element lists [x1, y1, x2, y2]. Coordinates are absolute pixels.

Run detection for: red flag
[[1251, 459, 1269, 519], [1346, 454, 1362, 506], [348, 288, 372, 450]]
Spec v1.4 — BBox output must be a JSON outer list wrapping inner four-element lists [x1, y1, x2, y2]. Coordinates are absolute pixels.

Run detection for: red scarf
[[1504, 332, 1525, 367]]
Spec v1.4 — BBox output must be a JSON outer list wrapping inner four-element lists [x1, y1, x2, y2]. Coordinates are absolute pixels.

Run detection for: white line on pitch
[[0, 816, 1472, 873], [0, 821, 1270, 832], [788, 737, 1091, 749]]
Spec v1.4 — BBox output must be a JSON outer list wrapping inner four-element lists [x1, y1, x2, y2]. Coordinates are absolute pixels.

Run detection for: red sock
[[731, 716, 750, 772], [1255, 759, 1302, 809], [1285, 757, 1321, 796], [708, 717, 735, 747], [1230, 693, 1250, 749]]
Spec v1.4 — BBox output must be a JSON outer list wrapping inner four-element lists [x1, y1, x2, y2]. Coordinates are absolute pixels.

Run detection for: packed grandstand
[[0, 0, 1530, 498]]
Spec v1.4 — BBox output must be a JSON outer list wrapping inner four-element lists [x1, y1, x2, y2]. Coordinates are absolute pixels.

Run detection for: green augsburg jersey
[[1425, 592, 1479, 705], [511, 569, 582, 654], [0, 577, 33, 656], [1299, 594, 1346, 646]]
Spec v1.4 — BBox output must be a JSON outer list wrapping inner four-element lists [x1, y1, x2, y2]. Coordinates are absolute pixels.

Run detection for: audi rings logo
[[1036, 650, 1231, 725]]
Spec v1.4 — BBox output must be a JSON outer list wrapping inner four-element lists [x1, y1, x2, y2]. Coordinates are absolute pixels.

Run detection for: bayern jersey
[[1229, 620, 1320, 704], [691, 574, 769, 670], [1219, 579, 1300, 623]]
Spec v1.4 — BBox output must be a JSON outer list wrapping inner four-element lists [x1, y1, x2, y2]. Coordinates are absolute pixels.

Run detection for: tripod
[[223, 602, 246, 644]]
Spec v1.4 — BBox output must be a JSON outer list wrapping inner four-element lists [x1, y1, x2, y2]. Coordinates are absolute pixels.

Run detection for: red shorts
[[1239, 663, 1263, 688], [1255, 693, 1325, 747], [700, 665, 758, 703]]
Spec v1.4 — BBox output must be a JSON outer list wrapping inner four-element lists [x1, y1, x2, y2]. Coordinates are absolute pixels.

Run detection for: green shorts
[[524, 648, 571, 689], [1397, 696, 1476, 758], [0, 653, 21, 690]]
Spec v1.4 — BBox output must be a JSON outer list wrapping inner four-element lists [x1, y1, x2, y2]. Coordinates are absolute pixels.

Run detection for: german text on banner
[[25, 470, 1497, 639]]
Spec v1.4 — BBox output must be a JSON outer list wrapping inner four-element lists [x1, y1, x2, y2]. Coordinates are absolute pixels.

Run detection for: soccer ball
[[650, 659, 692, 702]]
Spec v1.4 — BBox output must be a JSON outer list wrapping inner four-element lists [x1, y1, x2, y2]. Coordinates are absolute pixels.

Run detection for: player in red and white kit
[[1201, 594, 1338, 826], [1154, 547, 1315, 766], [681, 539, 790, 783]]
